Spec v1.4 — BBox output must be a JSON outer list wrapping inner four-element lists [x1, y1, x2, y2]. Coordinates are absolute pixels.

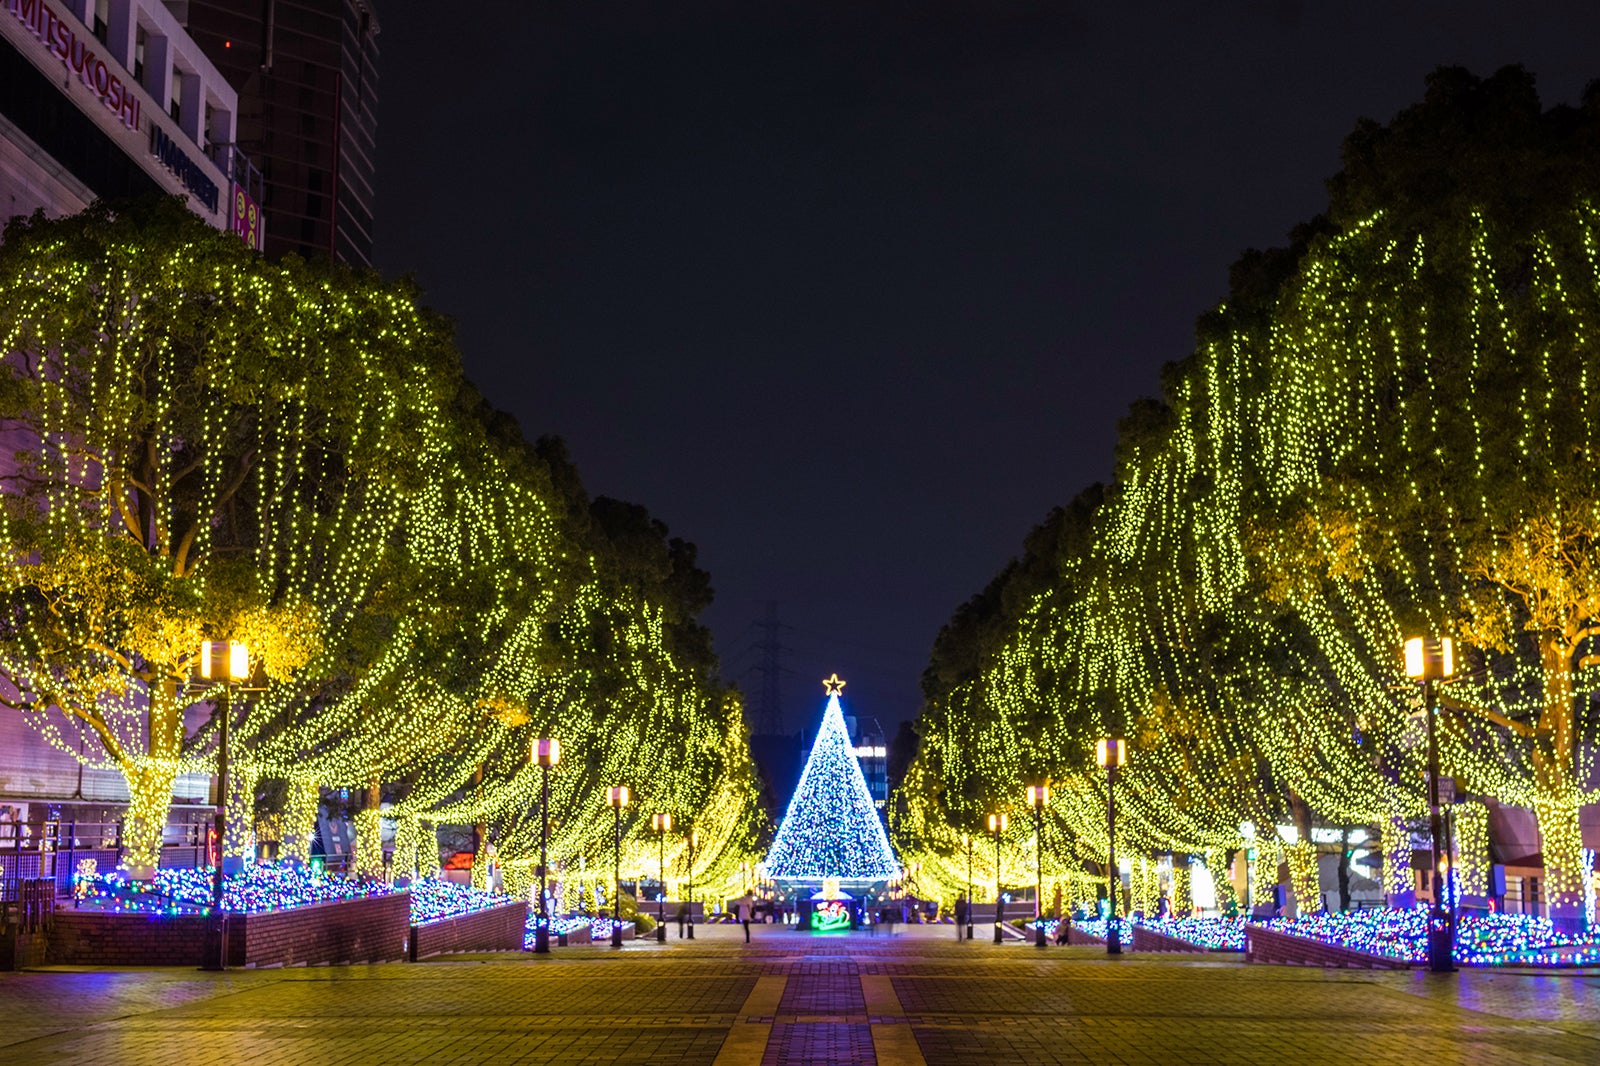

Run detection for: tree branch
[[1438, 693, 1537, 738]]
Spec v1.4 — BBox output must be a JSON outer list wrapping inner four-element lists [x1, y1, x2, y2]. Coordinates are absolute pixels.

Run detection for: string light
[[894, 82, 1600, 930], [765, 685, 900, 882], [0, 202, 763, 890]]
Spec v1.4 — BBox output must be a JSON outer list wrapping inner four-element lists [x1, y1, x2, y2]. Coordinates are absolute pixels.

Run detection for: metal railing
[[1, 820, 210, 899]]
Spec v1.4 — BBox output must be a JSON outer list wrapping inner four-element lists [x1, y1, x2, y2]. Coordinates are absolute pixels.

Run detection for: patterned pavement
[[2, 922, 1598, 1064]]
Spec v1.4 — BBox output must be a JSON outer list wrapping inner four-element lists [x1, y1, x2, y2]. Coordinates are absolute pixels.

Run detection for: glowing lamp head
[[199, 640, 250, 682], [987, 812, 1008, 833], [607, 785, 630, 808], [1026, 784, 1050, 808], [652, 812, 672, 833], [533, 737, 561, 768], [1403, 636, 1455, 680], [1096, 737, 1127, 768]]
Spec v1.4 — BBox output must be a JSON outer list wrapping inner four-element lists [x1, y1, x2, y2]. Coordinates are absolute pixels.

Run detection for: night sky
[[373, 2, 1598, 741]]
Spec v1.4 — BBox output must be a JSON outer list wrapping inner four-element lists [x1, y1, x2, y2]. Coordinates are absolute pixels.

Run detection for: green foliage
[[0, 197, 763, 888], [895, 67, 1600, 915]]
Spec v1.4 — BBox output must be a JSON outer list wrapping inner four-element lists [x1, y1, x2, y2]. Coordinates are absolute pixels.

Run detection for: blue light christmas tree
[[764, 675, 901, 882]]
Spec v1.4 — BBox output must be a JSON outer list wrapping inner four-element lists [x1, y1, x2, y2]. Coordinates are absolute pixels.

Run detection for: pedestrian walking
[[954, 893, 967, 940], [739, 898, 751, 943]]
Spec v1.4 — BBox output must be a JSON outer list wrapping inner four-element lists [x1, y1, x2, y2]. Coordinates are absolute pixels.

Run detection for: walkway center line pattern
[[713, 974, 787, 1066], [863, 971, 928, 1066]]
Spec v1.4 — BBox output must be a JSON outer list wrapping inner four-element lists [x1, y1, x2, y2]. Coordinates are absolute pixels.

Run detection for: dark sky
[[373, 1, 1598, 741]]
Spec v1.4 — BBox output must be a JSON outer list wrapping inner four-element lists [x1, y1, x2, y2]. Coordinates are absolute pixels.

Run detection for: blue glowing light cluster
[[78, 863, 395, 915], [1138, 915, 1247, 950], [406, 879, 511, 924], [523, 915, 630, 948], [764, 692, 900, 881], [1035, 914, 1244, 949], [1270, 909, 1600, 967]]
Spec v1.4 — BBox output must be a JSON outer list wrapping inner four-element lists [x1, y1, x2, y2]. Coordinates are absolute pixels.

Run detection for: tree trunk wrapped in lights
[[1455, 802, 1489, 902], [1204, 849, 1238, 915], [280, 776, 320, 864], [224, 762, 259, 865], [416, 821, 442, 879], [1286, 842, 1321, 916], [122, 756, 181, 877], [390, 816, 420, 882], [1171, 862, 1192, 915]]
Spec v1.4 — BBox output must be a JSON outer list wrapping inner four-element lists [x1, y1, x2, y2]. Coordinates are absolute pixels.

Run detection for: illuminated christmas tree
[[764, 675, 900, 882]]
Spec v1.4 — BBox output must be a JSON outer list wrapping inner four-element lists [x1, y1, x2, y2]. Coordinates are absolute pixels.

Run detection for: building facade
[[172, 0, 378, 265], [1, 0, 261, 242], [846, 714, 889, 812], [0, 0, 253, 841]]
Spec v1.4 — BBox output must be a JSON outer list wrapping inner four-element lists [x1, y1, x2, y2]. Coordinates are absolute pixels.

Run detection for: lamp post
[[651, 812, 671, 943], [532, 738, 561, 954], [1239, 820, 1256, 917], [198, 639, 250, 971], [1405, 634, 1457, 974], [1027, 785, 1050, 948], [1097, 737, 1128, 955], [964, 832, 974, 941], [606, 786, 629, 947], [988, 812, 1008, 943], [686, 827, 698, 940]]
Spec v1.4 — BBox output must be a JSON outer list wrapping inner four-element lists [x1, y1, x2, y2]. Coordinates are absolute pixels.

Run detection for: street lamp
[[1239, 820, 1256, 916], [606, 786, 629, 947], [964, 832, 974, 941], [988, 811, 1008, 943], [1097, 737, 1128, 955], [685, 827, 699, 940], [532, 737, 560, 954], [1027, 784, 1050, 948], [197, 639, 250, 971], [651, 812, 672, 943], [1405, 634, 1457, 974]]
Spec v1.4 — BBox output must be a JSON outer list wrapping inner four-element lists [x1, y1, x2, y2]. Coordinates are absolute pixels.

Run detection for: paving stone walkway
[[2, 922, 1598, 1064]]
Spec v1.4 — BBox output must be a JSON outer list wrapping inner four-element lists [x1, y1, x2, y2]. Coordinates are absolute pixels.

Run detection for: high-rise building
[[1, 0, 260, 239], [846, 713, 889, 812], [171, 0, 378, 266]]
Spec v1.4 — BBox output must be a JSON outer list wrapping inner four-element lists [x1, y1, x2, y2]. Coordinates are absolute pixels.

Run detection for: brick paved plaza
[[2, 922, 1597, 1065]]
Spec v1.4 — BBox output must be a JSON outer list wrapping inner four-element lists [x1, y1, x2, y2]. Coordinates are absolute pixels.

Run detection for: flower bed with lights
[[1031, 917, 1112, 939], [405, 878, 508, 924], [1031, 915, 1244, 950], [56, 863, 411, 967], [523, 916, 631, 949], [1260, 909, 1600, 968], [76, 863, 396, 915], [1137, 916, 1247, 951]]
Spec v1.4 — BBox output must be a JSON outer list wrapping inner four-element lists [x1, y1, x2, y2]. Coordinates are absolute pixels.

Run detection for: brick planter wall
[[47, 910, 208, 966], [1065, 926, 1105, 946], [47, 892, 411, 968], [558, 924, 591, 946], [1131, 926, 1214, 954], [1244, 924, 1415, 969], [234, 892, 410, 967], [411, 900, 527, 959]]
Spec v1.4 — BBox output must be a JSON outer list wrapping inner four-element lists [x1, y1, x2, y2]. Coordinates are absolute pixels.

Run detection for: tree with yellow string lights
[[895, 69, 1600, 929]]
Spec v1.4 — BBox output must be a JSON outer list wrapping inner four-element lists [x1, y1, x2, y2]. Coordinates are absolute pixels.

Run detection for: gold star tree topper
[[822, 672, 846, 696]]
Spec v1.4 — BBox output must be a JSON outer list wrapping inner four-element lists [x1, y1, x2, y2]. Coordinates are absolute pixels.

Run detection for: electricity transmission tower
[[746, 601, 793, 735]]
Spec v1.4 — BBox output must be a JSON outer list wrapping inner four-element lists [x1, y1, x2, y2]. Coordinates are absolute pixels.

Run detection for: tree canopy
[[894, 67, 1600, 924], [0, 198, 762, 892]]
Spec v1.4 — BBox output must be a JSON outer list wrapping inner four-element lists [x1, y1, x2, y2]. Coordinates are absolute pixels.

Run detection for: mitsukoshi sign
[[6, 0, 141, 131]]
